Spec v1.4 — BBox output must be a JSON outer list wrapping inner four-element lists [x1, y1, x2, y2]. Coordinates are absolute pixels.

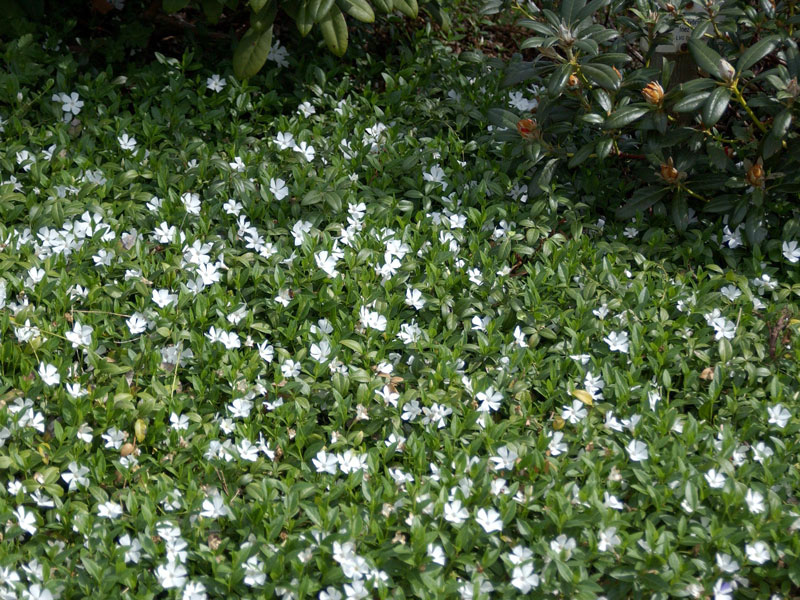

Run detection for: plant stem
[[731, 81, 767, 133]]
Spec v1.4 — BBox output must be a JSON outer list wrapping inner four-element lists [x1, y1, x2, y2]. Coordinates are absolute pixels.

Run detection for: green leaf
[[336, 0, 374, 22], [595, 137, 613, 159], [575, 0, 610, 21], [233, 26, 273, 79], [309, 0, 336, 21], [488, 107, 521, 130], [701, 87, 730, 126], [688, 38, 723, 79], [249, 0, 268, 10], [581, 63, 620, 91], [672, 91, 711, 112], [616, 187, 668, 219], [372, 0, 394, 12], [603, 105, 649, 129], [560, 0, 586, 24], [163, 0, 190, 11], [201, 0, 224, 23], [548, 63, 573, 97], [737, 36, 779, 74], [320, 5, 348, 56], [250, 0, 277, 31], [297, 0, 314, 35], [393, 0, 418, 17], [569, 141, 594, 168], [772, 108, 792, 139]]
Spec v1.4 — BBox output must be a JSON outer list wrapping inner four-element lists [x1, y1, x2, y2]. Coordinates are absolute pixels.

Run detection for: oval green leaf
[[233, 26, 273, 79], [603, 105, 649, 129], [701, 87, 730, 126], [320, 5, 348, 57], [336, 0, 374, 22]]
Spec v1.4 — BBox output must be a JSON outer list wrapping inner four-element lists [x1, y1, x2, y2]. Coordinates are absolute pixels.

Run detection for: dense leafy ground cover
[[2, 14, 800, 600]]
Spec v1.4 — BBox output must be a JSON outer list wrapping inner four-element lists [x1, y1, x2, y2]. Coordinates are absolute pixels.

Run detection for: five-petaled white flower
[[626, 439, 649, 462], [475, 508, 503, 533], [604, 331, 630, 353], [38, 362, 60, 386]]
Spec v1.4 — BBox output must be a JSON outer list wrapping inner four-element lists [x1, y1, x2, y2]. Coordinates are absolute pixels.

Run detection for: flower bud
[[642, 81, 664, 105], [516, 118, 538, 141], [568, 74, 579, 88], [786, 77, 799, 98], [746, 159, 765, 188], [658, 157, 684, 184], [718, 59, 736, 83]]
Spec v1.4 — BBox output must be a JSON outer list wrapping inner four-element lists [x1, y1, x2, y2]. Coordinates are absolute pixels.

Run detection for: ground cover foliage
[[1, 11, 800, 600]]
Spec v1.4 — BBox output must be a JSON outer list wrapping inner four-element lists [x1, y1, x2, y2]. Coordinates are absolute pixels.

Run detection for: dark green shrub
[[483, 0, 799, 243]]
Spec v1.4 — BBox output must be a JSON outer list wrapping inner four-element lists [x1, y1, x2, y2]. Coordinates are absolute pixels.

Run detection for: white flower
[[127, 312, 148, 335], [626, 439, 649, 462], [604, 492, 625, 511], [206, 74, 226, 92], [767, 404, 791, 428], [510, 562, 539, 593], [405, 288, 425, 310], [782, 240, 800, 263], [243, 555, 266, 587], [183, 581, 208, 600], [155, 561, 187, 589], [152, 289, 177, 308], [561, 399, 588, 424], [603, 330, 630, 353], [119, 533, 142, 564], [15, 506, 37, 535], [712, 579, 734, 600], [427, 543, 446, 566], [744, 488, 765, 514], [62, 462, 90, 490], [711, 316, 736, 340], [310, 340, 331, 363], [60, 91, 84, 115], [97, 501, 123, 519], [720, 285, 741, 301], [704, 468, 726, 489], [475, 508, 503, 533], [295, 141, 316, 161], [548, 431, 568, 456], [312, 450, 338, 474], [549, 534, 576, 558], [489, 446, 518, 471], [38, 362, 60, 386], [298, 101, 315, 117], [716, 552, 740, 574], [281, 359, 301, 379], [118, 133, 137, 151], [182, 192, 201, 215], [275, 131, 295, 150], [269, 177, 289, 200], [443, 499, 469, 525], [745, 541, 770, 564], [597, 527, 620, 552]]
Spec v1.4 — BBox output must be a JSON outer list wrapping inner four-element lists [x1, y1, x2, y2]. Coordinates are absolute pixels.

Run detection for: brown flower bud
[[613, 66, 622, 80], [120, 442, 135, 457], [516, 118, 538, 141], [746, 159, 765, 188], [658, 157, 684, 184], [568, 74, 579, 88], [642, 81, 664, 105]]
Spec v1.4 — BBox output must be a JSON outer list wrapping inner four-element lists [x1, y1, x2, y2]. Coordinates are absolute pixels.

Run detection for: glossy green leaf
[[568, 141, 595, 168], [336, 0, 374, 22], [616, 187, 668, 219], [297, 0, 314, 36], [581, 63, 620, 91], [688, 38, 723, 79], [233, 26, 273, 79], [372, 0, 394, 12], [737, 36, 779, 73], [701, 87, 730, 126], [672, 91, 711, 113], [393, 0, 418, 17], [309, 0, 336, 21], [603, 105, 649, 129], [548, 63, 573, 97], [320, 5, 348, 56]]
